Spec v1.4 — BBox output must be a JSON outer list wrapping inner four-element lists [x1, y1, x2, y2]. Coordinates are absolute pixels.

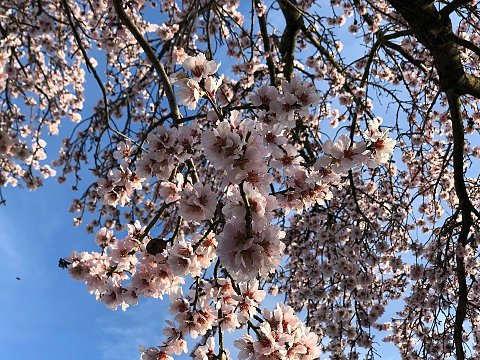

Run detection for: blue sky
[[0, 180, 169, 359]]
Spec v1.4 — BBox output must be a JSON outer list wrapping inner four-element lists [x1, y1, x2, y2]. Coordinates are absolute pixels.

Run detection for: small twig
[[255, 0, 277, 86], [61, 0, 110, 125], [239, 181, 253, 238], [138, 202, 170, 242]]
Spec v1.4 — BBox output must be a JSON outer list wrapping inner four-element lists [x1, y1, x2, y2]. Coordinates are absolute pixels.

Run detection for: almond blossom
[[175, 78, 202, 110], [217, 220, 286, 280], [182, 53, 221, 81], [178, 182, 216, 222], [315, 134, 368, 173], [364, 118, 396, 165], [235, 304, 321, 360], [193, 337, 215, 360]]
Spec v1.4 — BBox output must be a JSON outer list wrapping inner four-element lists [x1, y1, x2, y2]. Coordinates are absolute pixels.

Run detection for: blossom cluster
[[68, 222, 218, 311], [172, 53, 223, 109], [137, 125, 198, 180], [234, 303, 321, 360], [64, 52, 396, 358]]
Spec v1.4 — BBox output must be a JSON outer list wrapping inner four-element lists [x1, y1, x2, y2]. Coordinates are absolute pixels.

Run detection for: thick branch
[[463, 74, 480, 98], [454, 233, 469, 360], [449, 33, 480, 59], [387, 0, 480, 98], [446, 90, 470, 360], [440, 0, 473, 16], [255, 0, 277, 86], [277, 0, 303, 80], [112, 0, 181, 123], [387, 2, 480, 357], [446, 92, 469, 206], [387, 0, 465, 91]]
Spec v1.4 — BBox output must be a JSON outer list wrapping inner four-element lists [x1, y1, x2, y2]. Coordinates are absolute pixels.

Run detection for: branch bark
[[448, 92, 470, 360], [255, 0, 277, 86], [112, 0, 181, 123], [112, 0, 201, 197], [440, 0, 473, 16], [277, 0, 303, 80], [387, 0, 480, 97]]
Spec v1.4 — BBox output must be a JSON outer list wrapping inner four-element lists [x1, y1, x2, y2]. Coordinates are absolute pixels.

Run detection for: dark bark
[[387, 0, 480, 96], [278, 0, 303, 81], [255, 0, 277, 86], [446, 91, 471, 360]]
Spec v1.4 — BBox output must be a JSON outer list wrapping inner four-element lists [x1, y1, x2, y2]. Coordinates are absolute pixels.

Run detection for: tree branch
[[449, 33, 480, 60], [387, 0, 464, 92], [112, 0, 201, 183], [112, 0, 180, 124], [277, 0, 303, 80], [440, 0, 473, 16], [61, 0, 110, 125], [463, 74, 480, 98], [255, 0, 277, 86], [446, 90, 471, 360], [387, 2, 480, 357]]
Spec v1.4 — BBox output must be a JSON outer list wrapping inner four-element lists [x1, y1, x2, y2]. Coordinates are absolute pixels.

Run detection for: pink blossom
[[217, 220, 285, 280], [204, 75, 223, 98], [178, 182, 216, 222], [270, 93, 298, 127], [316, 134, 368, 173], [174, 78, 201, 110], [139, 347, 173, 360], [159, 177, 182, 204], [250, 85, 279, 106], [182, 53, 220, 81], [234, 334, 255, 360], [364, 118, 396, 165], [194, 337, 215, 360], [95, 227, 115, 248]]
